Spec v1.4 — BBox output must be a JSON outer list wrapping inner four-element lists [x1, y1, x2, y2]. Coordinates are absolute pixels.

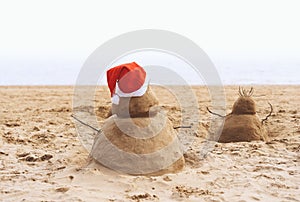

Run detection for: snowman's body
[[217, 89, 269, 143], [91, 86, 185, 175]]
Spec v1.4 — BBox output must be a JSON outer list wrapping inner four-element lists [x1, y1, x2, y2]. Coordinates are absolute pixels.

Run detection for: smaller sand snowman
[[90, 62, 185, 175], [208, 87, 272, 143]]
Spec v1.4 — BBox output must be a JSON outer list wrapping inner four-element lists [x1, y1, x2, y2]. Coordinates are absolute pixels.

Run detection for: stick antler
[[238, 86, 243, 96], [239, 86, 254, 97], [248, 87, 254, 96], [261, 102, 273, 124]]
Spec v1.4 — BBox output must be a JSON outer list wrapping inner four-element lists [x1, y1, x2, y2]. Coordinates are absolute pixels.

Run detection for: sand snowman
[[90, 62, 185, 175], [208, 87, 272, 143]]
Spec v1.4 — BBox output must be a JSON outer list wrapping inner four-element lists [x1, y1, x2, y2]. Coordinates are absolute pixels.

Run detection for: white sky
[[0, 0, 299, 84]]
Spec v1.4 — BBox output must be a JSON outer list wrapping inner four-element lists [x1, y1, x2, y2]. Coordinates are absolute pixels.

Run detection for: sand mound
[[91, 86, 185, 175], [210, 87, 270, 143], [111, 87, 159, 118], [218, 114, 267, 143], [90, 111, 185, 175]]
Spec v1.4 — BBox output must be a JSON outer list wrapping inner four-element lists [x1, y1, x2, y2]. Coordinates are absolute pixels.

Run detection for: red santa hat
[[106, 62, 148, 104]]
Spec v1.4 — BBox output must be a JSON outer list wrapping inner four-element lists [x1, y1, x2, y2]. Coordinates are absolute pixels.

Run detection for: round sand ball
[[232, 97, 256, 115], [112, 86, 159, 118]]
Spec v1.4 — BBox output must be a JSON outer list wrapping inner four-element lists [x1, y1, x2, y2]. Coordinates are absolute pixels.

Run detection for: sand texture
[[0, 85, 299, 201], [90, 111, 185, 175]]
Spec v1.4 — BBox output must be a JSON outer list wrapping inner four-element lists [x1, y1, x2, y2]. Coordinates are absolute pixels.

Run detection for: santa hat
[[106, 62, 148, 104]]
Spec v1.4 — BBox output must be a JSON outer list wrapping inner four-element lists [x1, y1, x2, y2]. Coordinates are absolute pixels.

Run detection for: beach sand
[[0, 85, 299, 201]]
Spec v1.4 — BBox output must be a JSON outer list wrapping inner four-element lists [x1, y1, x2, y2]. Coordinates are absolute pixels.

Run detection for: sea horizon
[[0, 65, 298, 86]]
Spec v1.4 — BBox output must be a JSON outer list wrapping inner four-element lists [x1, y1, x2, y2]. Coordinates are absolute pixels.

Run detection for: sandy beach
[[0, 85, 299, 202]]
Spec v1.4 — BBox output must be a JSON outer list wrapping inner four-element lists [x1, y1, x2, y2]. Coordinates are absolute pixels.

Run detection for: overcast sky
[[0, 0, 299, 85]]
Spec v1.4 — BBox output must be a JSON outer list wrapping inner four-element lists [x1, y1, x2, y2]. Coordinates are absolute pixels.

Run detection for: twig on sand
[[173, 126, 192, 129], [261, 102, 273, 124], [206, 107, 226, 118], [71, 114, 101, 133]]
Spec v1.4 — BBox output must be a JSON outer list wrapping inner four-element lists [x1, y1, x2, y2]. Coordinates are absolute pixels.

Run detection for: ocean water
[[0, 67, 300, 85], [0, 53, 299, 85], [217, 65, 300, 85], [0, 65, 299, 86]]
